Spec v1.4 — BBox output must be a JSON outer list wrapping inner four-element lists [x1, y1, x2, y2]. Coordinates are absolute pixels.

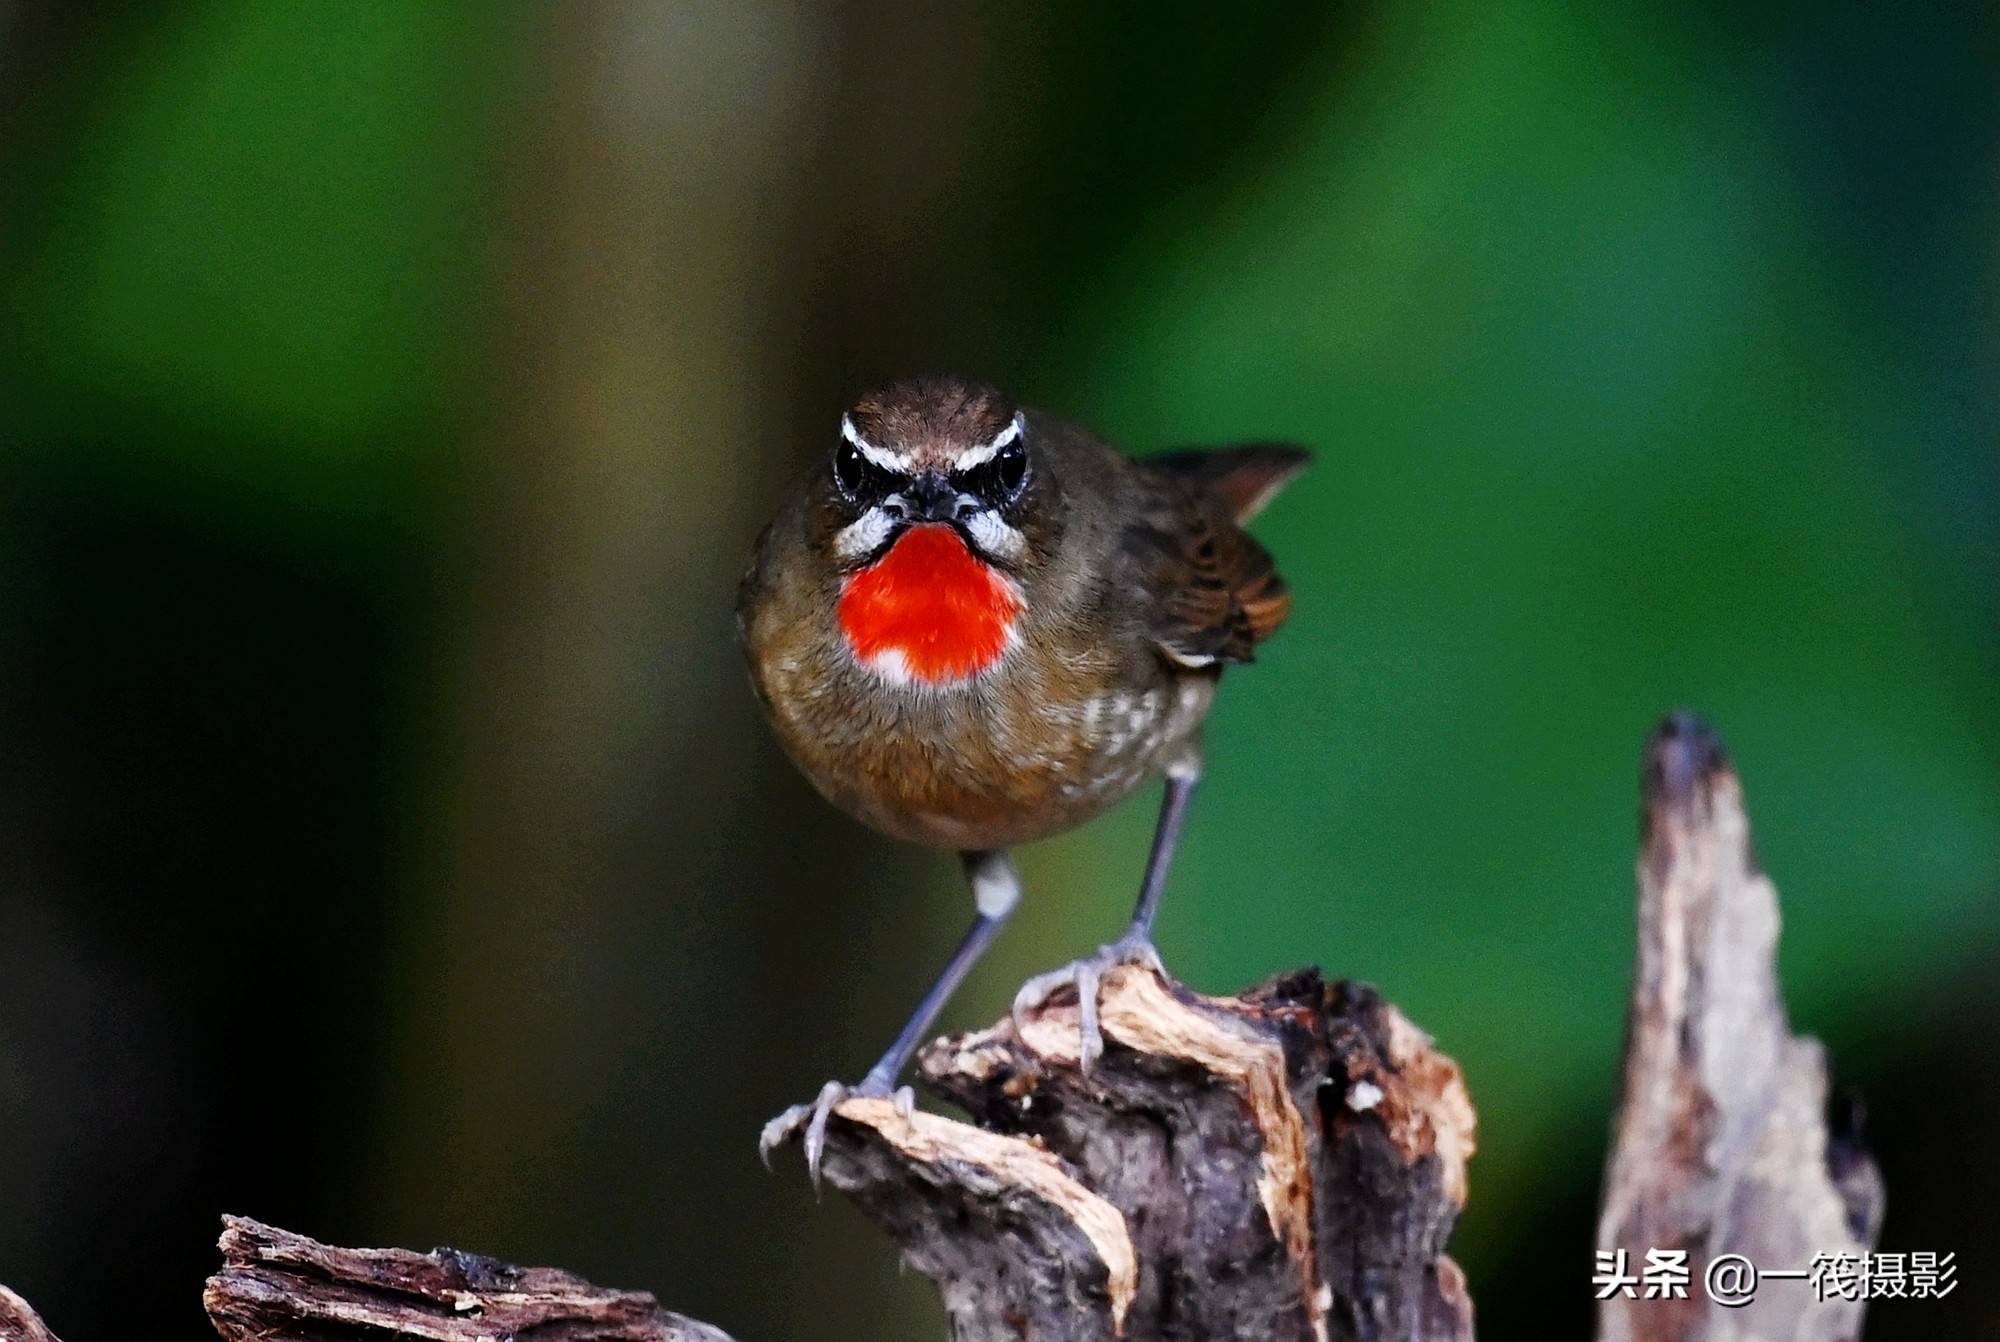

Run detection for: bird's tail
[[1143, 443, 1312, 525]]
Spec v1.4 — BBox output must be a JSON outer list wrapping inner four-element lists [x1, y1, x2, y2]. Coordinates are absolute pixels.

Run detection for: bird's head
[[822, 377, 1036, 570], [813, 377, 1050, 686]]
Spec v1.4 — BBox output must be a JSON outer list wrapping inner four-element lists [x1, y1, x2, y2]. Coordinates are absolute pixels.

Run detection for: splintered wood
[[202, 1216, 735, 1342], [802, 964, 1477, 1342], [1596, 715, 1883, 1342]]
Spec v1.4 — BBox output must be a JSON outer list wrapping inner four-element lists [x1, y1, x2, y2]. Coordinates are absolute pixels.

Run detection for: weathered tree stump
[[782, 964, 1477, 1342], [1595, 714, 1883, 1342], [0, 714, 1885, 1342]]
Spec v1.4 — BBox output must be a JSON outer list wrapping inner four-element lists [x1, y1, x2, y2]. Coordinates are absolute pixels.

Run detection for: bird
[[737, 375, 1308, 1180]]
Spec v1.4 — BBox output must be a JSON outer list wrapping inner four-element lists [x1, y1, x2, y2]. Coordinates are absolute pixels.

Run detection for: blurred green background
[[2, 4, 1995, 1338]]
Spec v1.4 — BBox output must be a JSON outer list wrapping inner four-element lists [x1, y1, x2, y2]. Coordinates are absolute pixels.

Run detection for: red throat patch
[[838, 524, 1023, 684]]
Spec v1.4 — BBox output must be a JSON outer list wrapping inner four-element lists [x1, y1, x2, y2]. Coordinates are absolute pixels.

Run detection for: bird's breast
[[747, 521, 1217, 848], [758, 638, 1211, 849]]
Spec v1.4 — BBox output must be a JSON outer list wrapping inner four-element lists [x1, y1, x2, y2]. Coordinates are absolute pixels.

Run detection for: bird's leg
[[761, 849, 1020, 1184], [1013, 750, 1202, 1070], [1117, 751, 1201, 952]]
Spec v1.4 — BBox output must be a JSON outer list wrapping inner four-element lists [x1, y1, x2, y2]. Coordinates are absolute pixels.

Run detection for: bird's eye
[[994, 438, 1028, 501], [953, 426, 1030, 508], [833, 439, 868, 499]]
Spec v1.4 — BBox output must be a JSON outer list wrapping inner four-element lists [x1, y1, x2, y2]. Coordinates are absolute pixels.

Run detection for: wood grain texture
[[0, 1285, 64, 1342], [1596, 714, 1884, 1342], [774, 963, 1478, 1342], [202, 1216, 735, 1342]]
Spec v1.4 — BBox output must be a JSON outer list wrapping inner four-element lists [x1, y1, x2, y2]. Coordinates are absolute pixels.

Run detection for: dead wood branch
[[1596, 714, 1884, 1342], [201, 1216, 736, 1342], [0, 1286, 63, 1342]]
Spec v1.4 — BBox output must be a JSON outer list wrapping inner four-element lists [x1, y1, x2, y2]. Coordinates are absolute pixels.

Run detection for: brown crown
[[846, 377, 1017, 469]]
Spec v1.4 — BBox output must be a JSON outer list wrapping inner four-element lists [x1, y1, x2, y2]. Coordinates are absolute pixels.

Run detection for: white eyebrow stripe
[[948, 412, 1026, 471], [841, 415, 916, 473]]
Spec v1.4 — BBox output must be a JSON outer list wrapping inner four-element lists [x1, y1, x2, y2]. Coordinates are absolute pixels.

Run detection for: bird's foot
[[758, 1071, 915, 1188], [1011, 930, 1165, 1072]]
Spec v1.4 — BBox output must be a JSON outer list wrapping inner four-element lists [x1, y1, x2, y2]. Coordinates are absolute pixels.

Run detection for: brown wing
[[1127, 448, 1305, 668]]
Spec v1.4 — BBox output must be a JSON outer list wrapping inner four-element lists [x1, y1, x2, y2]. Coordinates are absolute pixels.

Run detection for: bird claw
[[1011, 932, 1164, 1072], [759, 1075, 914, 1188]]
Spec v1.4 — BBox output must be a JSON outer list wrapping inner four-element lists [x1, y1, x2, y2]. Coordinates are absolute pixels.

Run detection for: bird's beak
[[906, 471, 961, 522]]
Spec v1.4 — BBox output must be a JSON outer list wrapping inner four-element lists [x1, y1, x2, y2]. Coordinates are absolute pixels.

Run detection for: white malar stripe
[[833, 506, 897, 559], [947, 412, 1025, 471], [841, 414, 917, 473], [963, 508, 1026, 560]]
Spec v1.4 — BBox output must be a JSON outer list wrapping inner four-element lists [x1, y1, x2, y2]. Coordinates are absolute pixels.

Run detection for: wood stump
[[0, 715, 1885, 1342]]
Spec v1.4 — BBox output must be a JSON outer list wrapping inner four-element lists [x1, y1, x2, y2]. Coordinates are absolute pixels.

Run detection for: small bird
[[739, 376, 1307, 1177]]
